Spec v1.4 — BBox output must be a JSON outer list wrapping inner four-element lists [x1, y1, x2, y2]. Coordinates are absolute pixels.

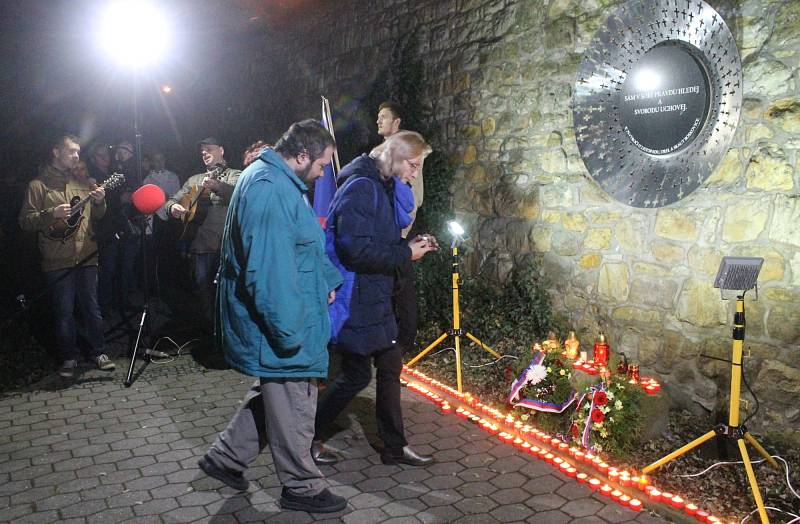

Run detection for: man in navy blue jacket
[[314, 131, 438, 467]]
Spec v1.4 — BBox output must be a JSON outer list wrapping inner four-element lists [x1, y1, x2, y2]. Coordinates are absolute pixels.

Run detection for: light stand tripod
[[406, 222, 501, 392], [642, 257, 779, 524], [124, 76, 167, 387]]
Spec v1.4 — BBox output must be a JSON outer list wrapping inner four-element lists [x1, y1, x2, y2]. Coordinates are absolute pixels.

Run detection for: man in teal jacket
[[198, 120, 346, 514]]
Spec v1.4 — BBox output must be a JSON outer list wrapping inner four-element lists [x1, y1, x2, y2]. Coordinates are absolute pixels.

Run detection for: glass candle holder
[[564, 331, 580, 359]]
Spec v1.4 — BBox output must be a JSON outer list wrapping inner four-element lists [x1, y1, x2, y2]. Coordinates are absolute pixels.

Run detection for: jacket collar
[[258, 148, 308, 192], [41, 162, 70, 182]]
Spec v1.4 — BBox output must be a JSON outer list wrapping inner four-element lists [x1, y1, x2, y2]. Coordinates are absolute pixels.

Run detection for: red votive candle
[[576, 473, 588, 483], [529, 445, 540, 454], [600, 485, 613, 497], [648, 489, 662, 502], [619, 475, 631, 487], [565, 467, 577, 477], [661, 492, 674, 503], [544, 453, 555, 463], [694, 510, 709, 522], [608, 470, 620, 483], [611, 489, 623, 501], [628, 499, 642, 511], [670, 495, 685, 509], [574, 450, 585, 462], [553, 457, 564, 466], [706, 516, 720, 524], [588, 478, 602, 490], [521, 442, 531, 452], [619, 494, 631, 506], [597, 462, 610, 474], [441, 403, 451, 413], [513, 437, 524, 448], [684, 503, 698, 515]]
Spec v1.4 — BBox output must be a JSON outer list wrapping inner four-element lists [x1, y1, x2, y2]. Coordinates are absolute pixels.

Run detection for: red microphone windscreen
[[132, 184, 167, 215]]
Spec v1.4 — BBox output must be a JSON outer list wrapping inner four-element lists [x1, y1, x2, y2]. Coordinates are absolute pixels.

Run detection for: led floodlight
[[447, 220, 465, 237], [713, 256, 763, 300], [98, 1, 168, 69]]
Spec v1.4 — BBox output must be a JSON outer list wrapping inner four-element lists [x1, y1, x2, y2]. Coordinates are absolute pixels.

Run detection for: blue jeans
[[45, 265, 105, 362]]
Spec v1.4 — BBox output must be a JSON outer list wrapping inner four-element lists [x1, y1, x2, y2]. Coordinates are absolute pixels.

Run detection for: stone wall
[[249, 0, 799, 437]]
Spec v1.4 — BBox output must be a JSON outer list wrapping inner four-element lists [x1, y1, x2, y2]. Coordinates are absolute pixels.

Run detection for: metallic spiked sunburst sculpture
[[573, 0, 742, 208]]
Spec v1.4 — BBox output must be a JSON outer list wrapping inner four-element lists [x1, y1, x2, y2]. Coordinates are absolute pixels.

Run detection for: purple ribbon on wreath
[[508, 351, 577, 414]]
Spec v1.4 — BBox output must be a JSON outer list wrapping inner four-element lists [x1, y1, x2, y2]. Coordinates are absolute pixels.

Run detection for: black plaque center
[[620, 43, 710, 155]]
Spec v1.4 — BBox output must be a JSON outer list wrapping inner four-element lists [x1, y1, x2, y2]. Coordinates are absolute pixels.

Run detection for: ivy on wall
[[371, 32, 565, 394]]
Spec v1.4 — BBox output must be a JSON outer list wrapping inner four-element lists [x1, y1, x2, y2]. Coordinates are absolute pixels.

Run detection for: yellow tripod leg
[[465, 332, 502, 360], [454, 335, 463, 393], [744, 433, 779, 469], [406, 332, 448, 367], [642, 430, 716, 474], [738, 439, 770, 524]]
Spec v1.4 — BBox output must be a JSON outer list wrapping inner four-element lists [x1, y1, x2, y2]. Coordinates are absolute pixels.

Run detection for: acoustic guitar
[[178, 164, 224, 242], [44, 173, 126, 242]]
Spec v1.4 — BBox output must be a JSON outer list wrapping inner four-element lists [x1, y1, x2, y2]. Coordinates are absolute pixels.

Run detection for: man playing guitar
[[163, 137, 241, 326], [19, 134, 117, 379]]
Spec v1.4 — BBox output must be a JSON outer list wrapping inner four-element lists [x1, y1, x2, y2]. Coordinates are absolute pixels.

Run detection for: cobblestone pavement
[[0, 351, 672, 523]]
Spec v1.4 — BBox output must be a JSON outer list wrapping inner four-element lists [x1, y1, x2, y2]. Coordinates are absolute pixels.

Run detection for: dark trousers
[[98, 236, 139, 313], [394, 263, 418, 350], [314, 345, 408, 453], [194, 252, 220, 325], [45, 265, 104, 362]]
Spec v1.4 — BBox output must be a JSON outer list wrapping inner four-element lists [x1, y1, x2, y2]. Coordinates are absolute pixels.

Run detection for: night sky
[[0, 0, 270, 180], [0, 0, 287, 307]]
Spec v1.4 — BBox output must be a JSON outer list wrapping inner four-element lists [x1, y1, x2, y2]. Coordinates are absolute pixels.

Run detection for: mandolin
[[44, 173, 126, 242], [178, 164, 224, 242]]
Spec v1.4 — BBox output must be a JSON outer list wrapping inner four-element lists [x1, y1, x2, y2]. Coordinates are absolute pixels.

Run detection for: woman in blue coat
[[314, 131, 439, 466]]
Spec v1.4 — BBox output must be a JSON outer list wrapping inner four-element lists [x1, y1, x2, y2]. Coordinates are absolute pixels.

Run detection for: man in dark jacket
[[314, 131, 438, 466], [164, 138, 241, 325], [198, 120, 346, 514]]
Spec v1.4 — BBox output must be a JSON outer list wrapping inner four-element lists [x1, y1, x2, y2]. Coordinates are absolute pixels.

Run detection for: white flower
[[525, 364, 547, 385], [615, 400, 623, 411], [559, 369, 566, 376], [606, 390, 615, 400]]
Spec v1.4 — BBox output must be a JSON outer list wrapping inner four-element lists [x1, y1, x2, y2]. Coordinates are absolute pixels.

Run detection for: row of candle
[[572, 359, 604, 376], [401, 367, 718, 524], [639, 376, 662, 394]]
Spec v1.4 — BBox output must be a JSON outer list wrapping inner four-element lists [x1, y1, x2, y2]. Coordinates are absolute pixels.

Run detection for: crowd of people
[[19, 102, 438, 513]]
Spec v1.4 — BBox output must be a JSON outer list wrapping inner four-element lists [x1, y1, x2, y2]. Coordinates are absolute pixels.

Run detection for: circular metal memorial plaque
[[572, 0, 742, 208]]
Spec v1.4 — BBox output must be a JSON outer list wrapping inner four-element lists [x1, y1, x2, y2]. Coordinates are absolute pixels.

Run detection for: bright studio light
[[448, 221, 465, 237], [98, 1, 168, 68]]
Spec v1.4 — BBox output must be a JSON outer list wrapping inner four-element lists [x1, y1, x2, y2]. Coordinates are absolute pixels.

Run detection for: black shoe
[[381, 446, 434, 466], [198, 456, 249, 491], [279, 487, 347, 513], [311, 441, 338, 466]]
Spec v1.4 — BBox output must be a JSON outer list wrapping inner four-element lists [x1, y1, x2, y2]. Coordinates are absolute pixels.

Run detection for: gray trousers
[[207, 378, 327, 496]]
